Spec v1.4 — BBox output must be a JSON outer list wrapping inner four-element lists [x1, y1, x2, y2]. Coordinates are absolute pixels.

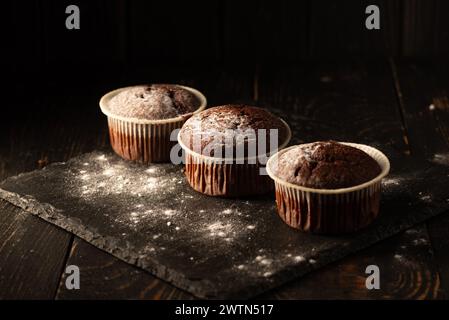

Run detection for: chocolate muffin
[[267, 141, 390, 234], [107, 84, 201, 120], [179, 105, 290, 157], [100, 84, 206, 163], [275, 141, 381, 189], [178, 105, 291, 197]]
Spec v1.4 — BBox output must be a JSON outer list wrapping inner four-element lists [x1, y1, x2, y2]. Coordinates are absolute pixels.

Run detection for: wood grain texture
[[54, 61, 447, 299], [257, 59, 407, 151], [0, 82, 109, 299], [127, 0, 220, 64], [2, 60, 447, 299], [54, 67, 253, 299], [391, 59, 449, 297], [308, 0, 400, 57], [0, 201, 72, 299], [402, 0, 449, 57], [40, 0, 126, 65], [255, 59, 443, 299], [390, 60, 449, 157], [5, 0, 449, 86], [222, 0, 309, 63], [427, 213, 449, 298], [56, 238, 194, 300], [261, 225, 442, 299]]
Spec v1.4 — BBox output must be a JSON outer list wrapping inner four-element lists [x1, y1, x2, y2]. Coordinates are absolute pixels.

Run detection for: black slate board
[[0, 151, 449, 298]]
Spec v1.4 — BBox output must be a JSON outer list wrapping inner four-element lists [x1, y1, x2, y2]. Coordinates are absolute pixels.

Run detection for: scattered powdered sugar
[[72, 155, 189, 230], [145, 167, 158, 174], [164, 209, 178, 217], [263, 272, 273, 278], [418, 192, 432, 202], [393, 252, 415, 266], [233, 250, 321, 280], [97, 155, 107, 161], [412, 238, 428, 246], [66, 152, 324, 282], [382, 177, 401, 187], [405, 228, 419, 235], [207, 222, 234, 239], [394, 254, 403, 261], [432, 153, 449, 166]]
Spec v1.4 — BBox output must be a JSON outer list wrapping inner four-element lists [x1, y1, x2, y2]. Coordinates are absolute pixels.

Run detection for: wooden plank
[[222, 0, 308, 63], [0, 201, 72, 299], [56, 238, 194, 300], [127, 0, 220, 65], [51, 60, 446, 299], [40, 0, 126, 66], [55, 66, 253, 299], [390, 60, 449, 157], [402, 0, 449, 57], [256, 59, 443, 299], [308, 0, 401, 57], [0, 81, 110, 299], [3, 60, 445, 299], [262, 225, 442, 299], [391, 59, 449, 297], [53, 61, 446, 299], [257, 60, 407, 151]]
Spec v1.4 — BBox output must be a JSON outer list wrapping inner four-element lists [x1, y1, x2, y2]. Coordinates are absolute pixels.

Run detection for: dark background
[[5, 0, 449, 78], [2, 0, 448, 169], [4, 0, 448, 116], [1, 0, 449, 299]]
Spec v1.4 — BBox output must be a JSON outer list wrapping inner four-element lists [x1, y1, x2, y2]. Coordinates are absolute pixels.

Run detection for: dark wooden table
[[1, 58, 448, 299]]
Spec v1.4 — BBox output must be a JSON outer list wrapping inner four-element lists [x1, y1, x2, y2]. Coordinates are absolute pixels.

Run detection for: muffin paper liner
[[179, 120, 292, 197], [266, 142, 390, 234], [100, 85, 207, 164], [108, 117, 183, 163], [184, 153, 274, 197]]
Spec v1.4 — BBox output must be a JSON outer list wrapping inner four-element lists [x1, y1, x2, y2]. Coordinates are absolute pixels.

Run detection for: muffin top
[[106, 84, 201, 120], [273, 141, 381, 189], [179, 105, 290, 157]]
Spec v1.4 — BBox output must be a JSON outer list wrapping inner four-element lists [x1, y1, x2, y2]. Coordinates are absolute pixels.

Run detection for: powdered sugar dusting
[[432, 153, 449, 166], [382, 177, 401, 187], [107, 85, 199, 120], [69, 153, 271, 259]]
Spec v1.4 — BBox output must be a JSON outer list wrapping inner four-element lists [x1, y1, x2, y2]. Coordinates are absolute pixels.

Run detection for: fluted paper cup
[[266, 142, 390, 234], [178, 120, 292, 197], [99, 85, 206, 163]]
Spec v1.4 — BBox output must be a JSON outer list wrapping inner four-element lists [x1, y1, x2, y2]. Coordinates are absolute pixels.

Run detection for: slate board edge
[[0, 155, 448, 299], [1, 185, 447, 299]]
